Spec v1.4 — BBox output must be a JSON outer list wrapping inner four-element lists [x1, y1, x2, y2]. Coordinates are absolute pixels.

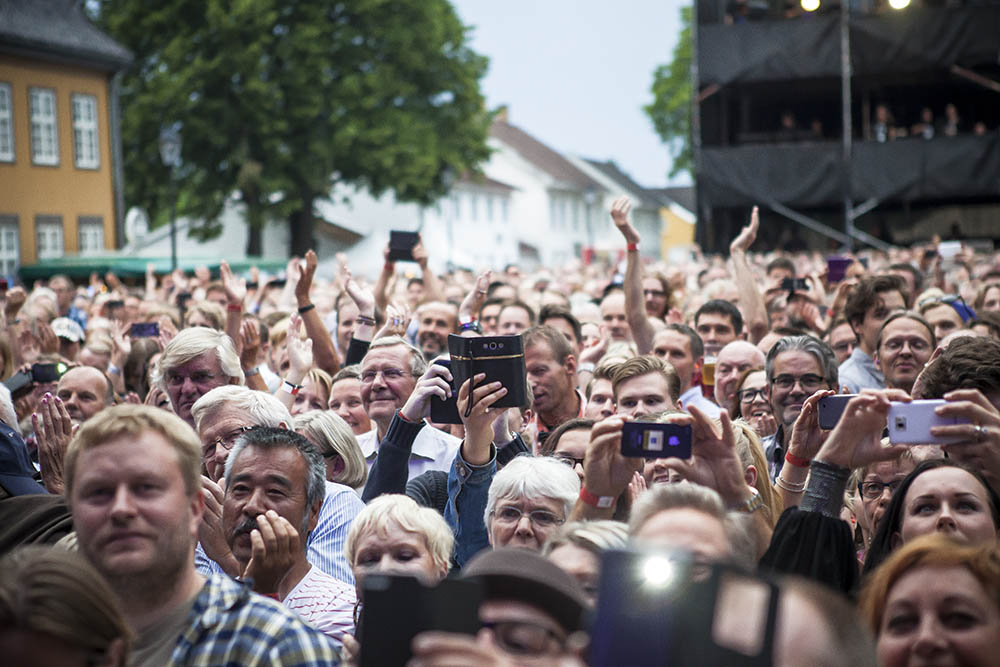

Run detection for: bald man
[[714, 341, 766, 410], [55, 366, 113, 425]]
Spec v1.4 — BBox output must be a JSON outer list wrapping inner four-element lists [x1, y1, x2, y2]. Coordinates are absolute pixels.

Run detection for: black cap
[[0, 422, 47, 496], [461, 547, 589, 633]]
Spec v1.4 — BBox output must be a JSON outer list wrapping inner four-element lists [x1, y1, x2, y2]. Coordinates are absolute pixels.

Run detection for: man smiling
[[875, 312, 935, 394]]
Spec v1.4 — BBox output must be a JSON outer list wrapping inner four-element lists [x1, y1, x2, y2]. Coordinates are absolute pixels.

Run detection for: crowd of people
[[1, 196, 999, 666]]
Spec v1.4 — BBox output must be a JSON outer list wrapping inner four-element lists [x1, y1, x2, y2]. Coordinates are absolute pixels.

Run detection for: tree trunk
[[289, 196, 315, 257], [241, 187, 264, 256]]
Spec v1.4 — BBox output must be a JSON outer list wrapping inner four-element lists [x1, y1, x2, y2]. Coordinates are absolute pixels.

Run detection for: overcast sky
[[451, 0, 689, 188]]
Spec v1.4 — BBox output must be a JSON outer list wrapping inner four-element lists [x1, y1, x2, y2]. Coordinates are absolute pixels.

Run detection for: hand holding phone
[[130, 322, 160, 338], [781, 277, 809, 292], [388, 231, 420, 262], [621, 422, 692, 459], [887, 399, 970, 445]]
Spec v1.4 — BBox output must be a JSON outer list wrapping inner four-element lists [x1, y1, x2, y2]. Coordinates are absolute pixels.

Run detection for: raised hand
[[610, 196, 639, 244], [285, 313, 314, 384], [400, 361, 453, 423], [294, 250, 318, 306], [220, 260, 247, 306], [240, 319, 262, 371], [787, 390, 835, 463], [374, 302, 411, 340], [730, 206, 759, 255], [343, 268, 375, 317], [816, 390, 909, 469], [458, 270, 492, 324], [456, 373, 508, 465], [582, 416, 643, 500], [241, 510, 300, 595], [32, 393, 74, 494], [932, 389, 1000, 488]]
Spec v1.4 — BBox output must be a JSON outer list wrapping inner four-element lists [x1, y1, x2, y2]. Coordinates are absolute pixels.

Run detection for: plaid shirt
[[169, 574, 339, 665]]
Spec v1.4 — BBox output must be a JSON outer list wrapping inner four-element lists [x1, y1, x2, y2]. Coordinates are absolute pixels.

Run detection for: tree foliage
[[90, 0, 493, 255], [644, 4, 692, 180]]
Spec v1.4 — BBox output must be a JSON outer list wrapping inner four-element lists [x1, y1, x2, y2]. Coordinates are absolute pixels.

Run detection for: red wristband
[[227, 303, 243, 312], [384, 262, 395, 272], [626, 242, 639, 252], [785, 452, 811, 468], [579, 487, 616, 509]]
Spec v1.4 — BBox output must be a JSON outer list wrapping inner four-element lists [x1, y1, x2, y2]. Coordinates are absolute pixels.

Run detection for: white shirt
[[679, 385, 722, 418], [357, 424, 461, 481], [283, 565, 356, 648]]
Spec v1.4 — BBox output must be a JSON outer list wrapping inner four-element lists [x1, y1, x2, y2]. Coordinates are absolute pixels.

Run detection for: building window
[[0, 215, 19, 275], [0, 83, 13, 163], [36, 215, 63, 259], [29, 88, 59, 166], [78, 216, 104, 253], [72, 94, 99, 169]]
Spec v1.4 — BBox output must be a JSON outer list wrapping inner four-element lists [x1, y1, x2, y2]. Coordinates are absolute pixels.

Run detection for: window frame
[[28, 87, 59, 166], [0, 83, 13, 163], [71, 93, 100, 170]]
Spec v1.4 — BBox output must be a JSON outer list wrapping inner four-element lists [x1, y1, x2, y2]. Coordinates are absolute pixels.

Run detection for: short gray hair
[[765, 335, 838, 390], [223, 427, 326, 535], [485, 456, 581, 541], [366, 336, 427, 377], [345, 494, 454, 576], [152, 327, 244, 391], [191, 385, 292, 434]]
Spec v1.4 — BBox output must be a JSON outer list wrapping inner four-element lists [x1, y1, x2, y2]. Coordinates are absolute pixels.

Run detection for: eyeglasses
[[360, 367, 410, 384], [482, 620, 565, 657], [206, 426, 253, 454], [643, 289, 666, 298], [166, 370, 222, 387], [491, 506, 565, 528], [771, 374, 825, 391], [858, 479, 903, 500], [738, 387, 769, 403], [552, 453, 585, 468]]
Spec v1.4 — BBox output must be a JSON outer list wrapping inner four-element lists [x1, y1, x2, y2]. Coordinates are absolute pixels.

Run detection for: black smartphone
[[621, 421, 692, 459], [360, 575, 481, 667], [780, 277, 809, 292], [246, 281, 259, 289], [429, 359, 462, 424], [31, 362, 64, 384], [817, 394, 855, 430], [130, 322, 160, 338], [388, 230, 420, 262], [447, 334, 528, 410]]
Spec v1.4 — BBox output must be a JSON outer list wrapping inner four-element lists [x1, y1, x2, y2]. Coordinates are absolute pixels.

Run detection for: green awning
[[18, 255, 288, 282]]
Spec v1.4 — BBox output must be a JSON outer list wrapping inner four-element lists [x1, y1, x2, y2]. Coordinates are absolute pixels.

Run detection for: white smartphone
[[887, 400, 969, 445]]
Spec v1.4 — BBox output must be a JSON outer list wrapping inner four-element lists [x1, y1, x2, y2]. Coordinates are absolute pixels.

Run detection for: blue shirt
[[838, 347, 885, 394]]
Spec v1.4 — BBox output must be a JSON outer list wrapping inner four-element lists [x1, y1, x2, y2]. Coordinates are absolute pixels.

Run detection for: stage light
[[888, 0, 910, 8], [801, 0, 820, 11]]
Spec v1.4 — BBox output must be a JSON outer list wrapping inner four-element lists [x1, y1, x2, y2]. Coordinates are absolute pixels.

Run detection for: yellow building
[[0, 0, 131, 275]]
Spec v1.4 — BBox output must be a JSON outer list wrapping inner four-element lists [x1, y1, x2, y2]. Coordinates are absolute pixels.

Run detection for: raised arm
[[374, 245, 395, 314], [219, 260, 246, 354], [611, 196, 655, 354], [294, 250, 340, 376], [412, 238, 445, 304], [729, 206, 769, 343]]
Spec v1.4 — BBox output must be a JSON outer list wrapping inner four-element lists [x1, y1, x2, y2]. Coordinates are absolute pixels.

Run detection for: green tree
[[90, 0, 492, 256], [644, 4, 692, 180]]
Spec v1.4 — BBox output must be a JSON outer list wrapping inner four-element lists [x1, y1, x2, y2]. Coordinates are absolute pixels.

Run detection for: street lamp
[[158, 122, 182, 271]]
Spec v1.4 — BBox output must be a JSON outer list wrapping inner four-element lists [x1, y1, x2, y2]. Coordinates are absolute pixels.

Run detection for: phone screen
[[621, 422, 692, 459]]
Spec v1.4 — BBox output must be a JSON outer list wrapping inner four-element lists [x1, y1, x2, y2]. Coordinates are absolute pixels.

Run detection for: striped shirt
[[170, 574, 338, 665], [284, 565, 357, 648], [196, 481, 363, 586]]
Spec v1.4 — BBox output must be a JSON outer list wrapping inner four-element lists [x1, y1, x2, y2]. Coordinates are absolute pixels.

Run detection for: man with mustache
[[222, 427, 356, 648], [415, 301, 458, 361], [193, 385, 363, 586]]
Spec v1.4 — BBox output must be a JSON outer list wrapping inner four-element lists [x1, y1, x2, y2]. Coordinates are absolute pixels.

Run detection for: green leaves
[[91, 0, 491, 253], [644, 5, 693, 179]]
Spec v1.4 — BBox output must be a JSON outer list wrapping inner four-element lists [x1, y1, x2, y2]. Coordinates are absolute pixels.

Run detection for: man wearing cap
[[51, 317, 85, 361], [410, 548, 589, 665]]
